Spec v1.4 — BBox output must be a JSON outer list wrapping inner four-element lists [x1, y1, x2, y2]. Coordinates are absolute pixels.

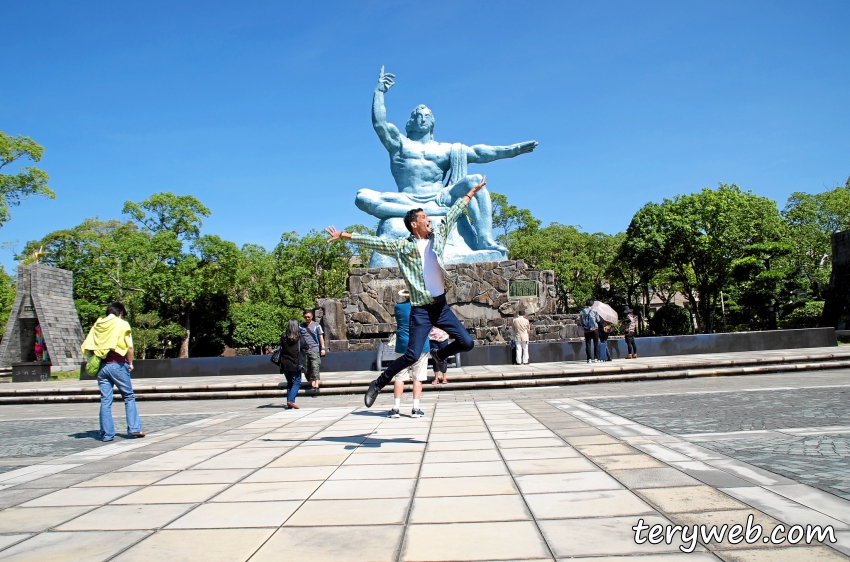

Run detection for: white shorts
[[393, 353, 429, 382]]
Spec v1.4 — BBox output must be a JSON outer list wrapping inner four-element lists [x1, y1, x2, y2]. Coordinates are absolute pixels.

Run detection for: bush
[[649, 305, 692, 336], [779, 301, 824, 329]]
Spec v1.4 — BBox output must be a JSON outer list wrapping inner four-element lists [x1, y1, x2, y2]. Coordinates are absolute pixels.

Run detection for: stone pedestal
[[316, 260, 578, 352], [11, 362, 51, 382], [0, 265, 85, 371]]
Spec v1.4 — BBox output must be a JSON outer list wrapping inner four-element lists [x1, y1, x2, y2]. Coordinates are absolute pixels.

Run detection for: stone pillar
[[823, 229, 850, 328]]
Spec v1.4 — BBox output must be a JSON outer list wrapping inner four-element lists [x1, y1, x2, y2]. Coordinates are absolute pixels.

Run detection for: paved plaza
[[0, 367, 847, 560]]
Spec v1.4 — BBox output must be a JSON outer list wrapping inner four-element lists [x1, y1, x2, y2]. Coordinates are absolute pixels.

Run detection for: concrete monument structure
[[355, 67, 538, 267], [0, 264, 85, 372]]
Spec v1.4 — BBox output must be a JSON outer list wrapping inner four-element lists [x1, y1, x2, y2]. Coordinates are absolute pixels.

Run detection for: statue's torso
[[390, 138, 452, 194]]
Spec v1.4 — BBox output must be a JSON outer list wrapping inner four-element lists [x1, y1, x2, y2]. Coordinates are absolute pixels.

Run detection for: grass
[[49, 370, 81, 381]]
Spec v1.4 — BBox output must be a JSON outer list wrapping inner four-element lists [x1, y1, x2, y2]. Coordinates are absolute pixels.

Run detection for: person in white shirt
[[511, 309, 532, 365]]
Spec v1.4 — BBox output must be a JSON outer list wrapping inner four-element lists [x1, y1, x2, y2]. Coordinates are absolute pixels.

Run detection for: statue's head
[[405, 105, 435, 136]]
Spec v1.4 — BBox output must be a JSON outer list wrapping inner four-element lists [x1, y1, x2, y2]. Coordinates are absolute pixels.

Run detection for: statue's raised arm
[[467, 140, 538, 164], [372, 66, 401, 153]]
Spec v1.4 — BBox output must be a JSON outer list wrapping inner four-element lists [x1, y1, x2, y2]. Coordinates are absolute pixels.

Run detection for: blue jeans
[[97, 362, 141, 440], [378, 298, 474, 387], [283, 370, 301, 403], [599, 341, 608, 360]]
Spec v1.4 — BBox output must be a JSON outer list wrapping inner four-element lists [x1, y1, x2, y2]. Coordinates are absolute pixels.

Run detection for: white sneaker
[[587, 359, 593, 364]]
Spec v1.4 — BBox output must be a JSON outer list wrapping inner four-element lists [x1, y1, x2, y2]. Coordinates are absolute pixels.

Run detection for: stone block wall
[[316, 260, 578, 352]]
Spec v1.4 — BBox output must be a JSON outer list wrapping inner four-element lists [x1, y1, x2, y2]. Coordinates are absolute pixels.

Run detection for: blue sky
[[2, 1, 849, 270]]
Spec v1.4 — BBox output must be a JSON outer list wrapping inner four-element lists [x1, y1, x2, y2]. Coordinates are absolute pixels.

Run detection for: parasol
[[592, 301, 618, 324]]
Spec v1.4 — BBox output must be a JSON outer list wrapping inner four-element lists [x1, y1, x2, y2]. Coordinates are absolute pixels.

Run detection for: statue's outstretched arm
[[372, 66, 401, 153], [467, 141, 538, 163]]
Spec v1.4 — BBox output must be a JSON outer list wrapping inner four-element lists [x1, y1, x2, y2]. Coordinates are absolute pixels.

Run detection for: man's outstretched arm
[[467, 141, 538, 164], [326, 226, 399, 256], [372, 66, 401, 153]]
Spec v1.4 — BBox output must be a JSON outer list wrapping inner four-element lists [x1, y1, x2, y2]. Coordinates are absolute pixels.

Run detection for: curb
[[1, 359, 848, 404]]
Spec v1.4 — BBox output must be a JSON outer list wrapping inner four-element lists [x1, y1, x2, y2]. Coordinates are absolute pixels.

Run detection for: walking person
[[511, 309, 532, 365], [622, 306, 638, 359], [429, 326, 450, 385], [598, 320, 612, 362], [81, 302, 144, 442], [326, 177, 486, 407], [301, 310, 326, 393], [580, 299, 600, 363], [279, 319, 308, 409], [390, 295, 427, 417]]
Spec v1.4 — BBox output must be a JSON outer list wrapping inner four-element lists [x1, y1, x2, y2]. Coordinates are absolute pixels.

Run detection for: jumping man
[[326, 177, 486, 407]]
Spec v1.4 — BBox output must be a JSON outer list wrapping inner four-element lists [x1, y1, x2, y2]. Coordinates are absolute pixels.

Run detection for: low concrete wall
[[81, 327, 836, 379]]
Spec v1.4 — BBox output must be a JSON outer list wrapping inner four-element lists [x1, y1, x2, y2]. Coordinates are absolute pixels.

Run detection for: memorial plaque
[[509, 280, 538, 298]]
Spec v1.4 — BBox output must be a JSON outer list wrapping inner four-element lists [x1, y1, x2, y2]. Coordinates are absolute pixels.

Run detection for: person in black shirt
[[279, 319, 308, 409]]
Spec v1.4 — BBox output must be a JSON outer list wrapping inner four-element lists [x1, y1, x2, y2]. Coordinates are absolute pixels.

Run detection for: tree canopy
[[0, 132, 55, 228]]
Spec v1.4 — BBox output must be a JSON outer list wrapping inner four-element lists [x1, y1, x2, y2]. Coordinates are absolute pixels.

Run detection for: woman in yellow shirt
[[81, 302, 144, 442]]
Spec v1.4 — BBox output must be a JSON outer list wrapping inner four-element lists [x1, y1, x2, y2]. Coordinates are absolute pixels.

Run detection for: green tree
[[230, 302, 287, 354], [731, 242, 801, 329], [509, 224, 617, 312], [122, 192, 210, 241], [491, 192, 540, 252], [0, 266, 15, 337], [271, 229, 352, 310], [622, 183, 784, 333], [0, 133, 55, 228], [782, 178, 850, 293]]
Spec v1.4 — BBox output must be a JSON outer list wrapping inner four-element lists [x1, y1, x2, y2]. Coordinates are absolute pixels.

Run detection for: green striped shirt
[[351, 198, 467, 307]]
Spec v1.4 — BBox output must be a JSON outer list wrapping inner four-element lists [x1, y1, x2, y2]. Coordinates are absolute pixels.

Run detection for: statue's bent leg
[[356, 189, 447, 219], [444, 175, 506, 252]]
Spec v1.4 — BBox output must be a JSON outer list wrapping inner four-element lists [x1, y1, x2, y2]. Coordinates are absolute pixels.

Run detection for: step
[[1, 357, 848, 404]]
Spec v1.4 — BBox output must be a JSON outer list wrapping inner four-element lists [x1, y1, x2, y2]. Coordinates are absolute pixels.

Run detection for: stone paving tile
[[401, 521, 550, 561], [285, 497, 410, 526], [415, 475, 519, 497], [0, 530, 149, 562], [593, 454, 667, 470], [539, 515, 691, 557], [609, 468, 704, 489], [243, 465, 336, 482], [422, 449, 502, 463], [420, 461, 508, 478], [635, 485, 750, 513], [526, 488, 656, 520], [0, 505, 93, 532], [514, 472, 623, 494], [712, 547, 849, 561], [166, 500, 301, 528], [154, 468, 252, 485], [409, 494, 531, 523], [22, 486, 138, 507], [210, 480, 322, 502], [328, 463, 419, 480], [251, 525, 403, 562], [111, 528, 273, 562], [506, 457, 598, 475], [72, 471, 174, 487], [670, 509, 785, 550], [0, 487, 59, 509], [500, 446, 580, 461], [311, 478, 415, 499], [111, 484, 227, 504], [56, 503, 194, 530]]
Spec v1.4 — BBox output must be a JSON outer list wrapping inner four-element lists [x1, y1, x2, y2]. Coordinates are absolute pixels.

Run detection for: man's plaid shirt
[[350, 198, 467, 307]]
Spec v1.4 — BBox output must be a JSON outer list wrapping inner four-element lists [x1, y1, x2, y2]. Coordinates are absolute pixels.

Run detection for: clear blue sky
[[2, 1, 849, 270]]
